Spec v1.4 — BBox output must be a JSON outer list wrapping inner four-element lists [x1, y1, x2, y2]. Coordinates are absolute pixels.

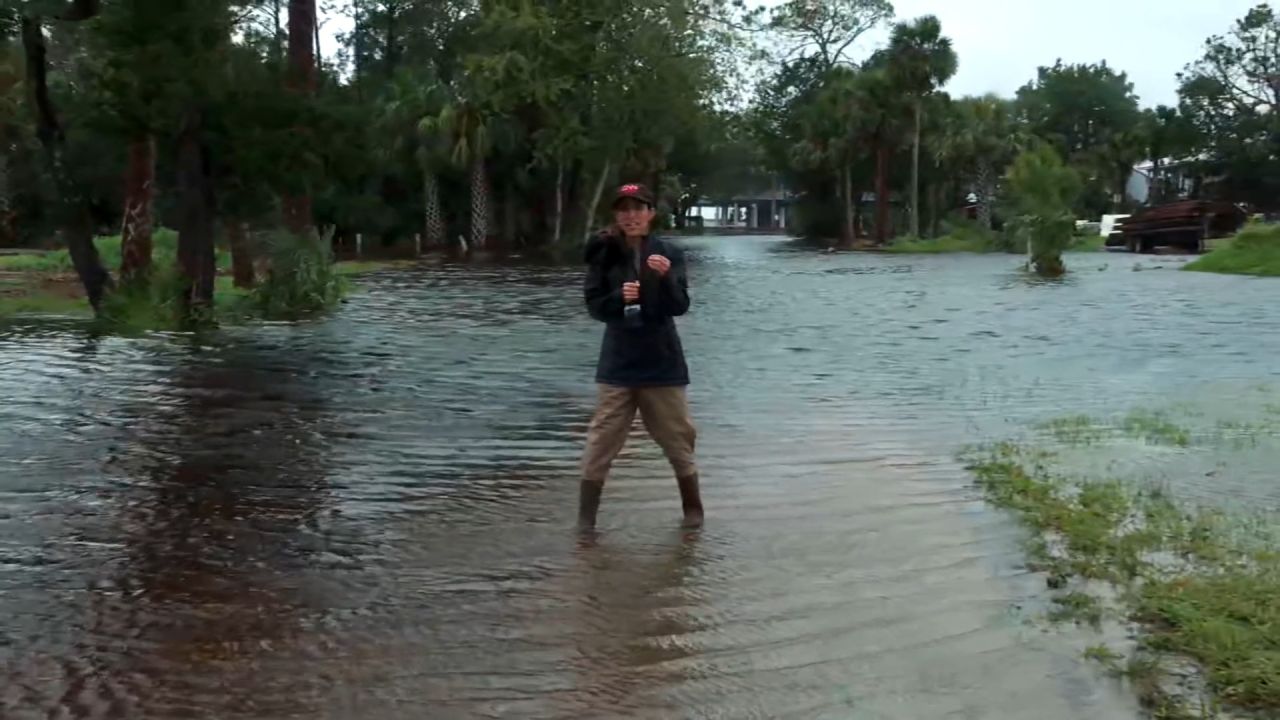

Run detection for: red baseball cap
[[611, 183, 655, 208]]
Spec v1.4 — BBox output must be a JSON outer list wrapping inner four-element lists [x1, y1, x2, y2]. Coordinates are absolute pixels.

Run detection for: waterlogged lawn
[[0, 254, 412, 323], [1184, 222, 1280, 278], [965, 390, 1280, 717]]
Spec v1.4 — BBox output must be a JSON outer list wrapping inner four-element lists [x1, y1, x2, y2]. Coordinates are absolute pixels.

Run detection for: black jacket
[[583, 231, 691, 387]]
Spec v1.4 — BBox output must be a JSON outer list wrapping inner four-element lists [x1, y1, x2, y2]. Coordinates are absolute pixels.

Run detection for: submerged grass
[[1122, 410, 1193, 447], [883, 233, 995, 254], [882, 220, 1104, 255], [1184, 222, 1280, 278], [334, 259, 418, 275], [965, 440, 1280, 715], [0, 288, 92, 318], [1, 230, 412, 325], [1068, 233, 1107, 252], [1035, 406, 1280, 452]]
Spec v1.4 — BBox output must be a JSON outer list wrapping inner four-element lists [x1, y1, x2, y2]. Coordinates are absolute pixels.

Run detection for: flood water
[[2, 235, 1278, 719]]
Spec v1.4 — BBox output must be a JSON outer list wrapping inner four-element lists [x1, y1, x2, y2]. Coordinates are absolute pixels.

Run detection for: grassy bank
[[883, 232, 995, 253], [1183, 223, 1280, 277], [0, 231, 414, 324], [964, 406, 1279, 718], [882, 226, 1105, 254], [0, 229, 231, 274]]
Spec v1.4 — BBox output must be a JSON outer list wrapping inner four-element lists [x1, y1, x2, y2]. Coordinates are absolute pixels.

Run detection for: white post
[[356, 233, 363, 258], [415, 233, 422, 256]]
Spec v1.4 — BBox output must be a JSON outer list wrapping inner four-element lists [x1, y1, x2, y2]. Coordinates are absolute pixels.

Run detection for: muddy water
[[2, 236, 1277, 719]]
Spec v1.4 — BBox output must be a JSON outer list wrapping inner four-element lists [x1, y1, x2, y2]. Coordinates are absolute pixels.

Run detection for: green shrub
[[247, 227, 346, 320], [1003, 145, 1082, 276]]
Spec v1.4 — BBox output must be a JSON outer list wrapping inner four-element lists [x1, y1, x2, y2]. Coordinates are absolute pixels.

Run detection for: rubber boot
[[677, 474, 704, 529], [577, 480, 603, 532]]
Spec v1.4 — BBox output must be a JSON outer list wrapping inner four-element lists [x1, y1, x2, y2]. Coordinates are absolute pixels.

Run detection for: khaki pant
[[581, 384, 697, 485]]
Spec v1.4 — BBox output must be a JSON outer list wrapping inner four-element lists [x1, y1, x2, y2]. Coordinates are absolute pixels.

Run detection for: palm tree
[[421, 99, 489, 249], [935, 95, 1025, 229], [854, 65, 909, 245], [887, 15, 957, 238], [382, 70, 447, 247]]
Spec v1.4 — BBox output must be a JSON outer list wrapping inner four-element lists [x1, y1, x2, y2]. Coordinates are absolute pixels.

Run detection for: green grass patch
[[0, 289, 92, 318], [882, 223, 1111, 255], [1135, 572, 1280, 711], [1068, 233, 1106, 252], [883, 219, 1002, 254], [0, 229, 232, 275], [334, 259, 417, 276], [93, 272, 256, 332], [964, 440, 1280, 715], [1084, 643, 1125, 666], [1184, 222, 1280, 278], [1034, 407, 1192, 445], [1050, 591, 1104, 628], [1037, 406, 1280, 451], [1037, 414, 1109, 445], [1121, 410, 1192, 447], [883, 233, 995, 254], [0, 223, 415, 326]]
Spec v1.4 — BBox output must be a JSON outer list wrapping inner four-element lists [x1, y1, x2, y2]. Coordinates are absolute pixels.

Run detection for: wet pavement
[[2, 236, 1278, 718]]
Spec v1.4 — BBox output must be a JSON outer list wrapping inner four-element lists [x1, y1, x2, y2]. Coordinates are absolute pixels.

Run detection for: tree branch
[[682, 7, 763, 35], [19, 14, 61, 152]]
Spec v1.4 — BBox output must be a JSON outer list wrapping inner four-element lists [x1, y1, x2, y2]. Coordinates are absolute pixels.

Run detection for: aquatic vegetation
[[1036, 414, 1109, 445], [1121, 410, 1192, 447], [964, 441, 1280, 715]]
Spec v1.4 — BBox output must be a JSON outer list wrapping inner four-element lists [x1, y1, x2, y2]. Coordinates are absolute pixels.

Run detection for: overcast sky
[[870, 0, 1255, 107], [321, 0, 1254, 108]]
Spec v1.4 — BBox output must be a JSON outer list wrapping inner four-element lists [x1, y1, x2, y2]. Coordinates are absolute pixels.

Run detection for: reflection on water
[[2, 236, 1277, 718]]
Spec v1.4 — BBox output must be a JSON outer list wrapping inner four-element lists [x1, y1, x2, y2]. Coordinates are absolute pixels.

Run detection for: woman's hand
[[646, 255, 671, 276]]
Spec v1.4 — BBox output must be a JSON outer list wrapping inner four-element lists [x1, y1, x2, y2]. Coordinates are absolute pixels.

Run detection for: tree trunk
[[119, 134, 156, 283], [272, 0, 282, 62], [313, 8, 322, 71], [853, 191, 864, 239], [228, 220, 255, 288], [423, 167, 443, 245], [910, 99, 921, 238], [0, 149, 10, 245], [583, 158, 612, 242], [176, 109, 216, 314], [552, 159, 564, 244], [976, 163, 994, 229], [469, 157, 488, 249], [383, 6, 396, 76], [20, 12, 112, 312], [502, 181, 517, 246], [874, 142, 890, 245], [351, 0, 364, 83], [842, 166, 854, 245], [928, 179, 941, 239], [283, 0, 316, 236]]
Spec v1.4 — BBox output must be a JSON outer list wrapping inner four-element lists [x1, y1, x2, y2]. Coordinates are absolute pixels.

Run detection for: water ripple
[[3, 238, 1276, 718]]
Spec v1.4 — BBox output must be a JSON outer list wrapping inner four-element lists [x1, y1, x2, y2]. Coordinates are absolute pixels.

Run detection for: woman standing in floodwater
[[577, 182, 703, 531]]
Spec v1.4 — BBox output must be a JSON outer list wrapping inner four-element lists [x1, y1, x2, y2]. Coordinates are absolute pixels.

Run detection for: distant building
[[1125, 155, 1209, 205]]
